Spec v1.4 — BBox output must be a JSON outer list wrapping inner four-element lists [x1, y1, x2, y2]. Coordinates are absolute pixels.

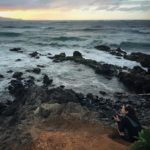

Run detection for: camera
[[112, 113, 122, 120]]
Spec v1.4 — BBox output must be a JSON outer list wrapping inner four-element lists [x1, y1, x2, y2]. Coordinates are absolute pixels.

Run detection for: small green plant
[[130, 129, 150, 150]]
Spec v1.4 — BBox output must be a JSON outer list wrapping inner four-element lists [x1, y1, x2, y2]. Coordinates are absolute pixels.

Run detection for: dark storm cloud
[[0, 0, 149, 11]]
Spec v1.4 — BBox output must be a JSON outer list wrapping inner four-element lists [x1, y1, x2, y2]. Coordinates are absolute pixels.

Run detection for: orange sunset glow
[[0, 9, 150, 20], [0, 0, 150, 20]]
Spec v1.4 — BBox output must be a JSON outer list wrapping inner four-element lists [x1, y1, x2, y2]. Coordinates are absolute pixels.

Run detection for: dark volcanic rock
[[73, 51, 82, 58], [86, 93, 94, 100], [32, 68, 41, 74], [37, 65, 45, 68], [53, 53, 66, 62], [15, 59, 22, 62], [0, 74, 4, 78], [95, 64, 118, 77], [29, 51, 40, 58], [99, 91, 107, 95], [7, 70, 13, 73], [35, 56, 40, 59], [24, 76, 35, 87], [8, 79, 25, 97], [0, 79, 149, 150], [45, 88, 81, 104], [118, 66, 149, 94], [12, 72, 23, 79], [9, 48, 23, 53], [148, 68, 150, 74], [131, 66, 147, 74], [124, 52, 150, 68], [110, 48, 127, 57], [116, 48, 127, 55], [43, 74, 53, 87], [60, 85, 65, 89], [118, 71, 150, 93], [52, 52, 120, 79], [95, 45, 111, 51], [95, 45, 126, 57], [0, 103, 7, 114]]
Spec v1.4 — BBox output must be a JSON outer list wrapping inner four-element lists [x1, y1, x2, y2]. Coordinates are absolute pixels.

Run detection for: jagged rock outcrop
[[52, 51, 121, 79], [124, 52, 150, 68], [95, 45, 127, 57], [9, 47, 23, 53]]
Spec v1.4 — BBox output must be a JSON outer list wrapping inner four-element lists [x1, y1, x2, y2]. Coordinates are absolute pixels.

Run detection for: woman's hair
[[125, 105, 137, 118]]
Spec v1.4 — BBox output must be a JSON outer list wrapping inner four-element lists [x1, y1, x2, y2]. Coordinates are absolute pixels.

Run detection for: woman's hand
[[113, 115, 120, 122]]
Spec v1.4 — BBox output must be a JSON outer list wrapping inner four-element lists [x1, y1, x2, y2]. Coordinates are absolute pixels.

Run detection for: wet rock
[[2, 105, 18, 117], [0, 103, 7, 114], [8, 79, 25, 97], [124, 52, 150, 68], [115, 48, 127, 56], [59, 85, 65, 89], [53, 53, 66, 62], [32, 68, 41, 74], [95, 46, 126, 57], [95, 64, 118, 77], [118, 71, 150, 93], [52, 52, 120, 79], [99, 91, 107, 95], [21, 86, 49, 106], [37, 79, 41, 82], [76, 93, 84, 101], [73, 51, 82, 58], [95, 45, 111, 51], [43, 74, 53, 87], [37, 65, 45, 68], [86, 93, 94, 100], [113, 92, 125, 98], [12, 72, 23, 79], [45, 88, 81, 104], [47, 56, 53, 59], [116, 56, 121, 59], [35, 56, 40, 59], [28, 76, 35, 81], [110, 49, 126, 57], [29, 51, 40, 58], [7, 70, 13, 74], [0, 74, 4, 79], [24, 76, 35, 87], [131, 66, 146, 74], [123, 66, 128, 70], [25, 69, 31, 73], [15, 59, 22, 62], [9, 48, 23, 53]]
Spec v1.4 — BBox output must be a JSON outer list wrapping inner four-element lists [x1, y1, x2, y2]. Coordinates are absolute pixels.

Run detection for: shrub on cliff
[[130, 129, 150, 150]]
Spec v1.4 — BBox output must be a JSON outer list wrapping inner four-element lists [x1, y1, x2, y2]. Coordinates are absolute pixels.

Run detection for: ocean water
[[0, 20, 150, 101]]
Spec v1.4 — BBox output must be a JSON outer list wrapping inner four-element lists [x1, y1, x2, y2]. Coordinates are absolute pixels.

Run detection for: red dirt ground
[[24, 118, 130, 150]]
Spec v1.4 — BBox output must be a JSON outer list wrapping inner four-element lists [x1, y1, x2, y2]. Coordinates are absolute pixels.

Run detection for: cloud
[[0, 0, 150, 11]]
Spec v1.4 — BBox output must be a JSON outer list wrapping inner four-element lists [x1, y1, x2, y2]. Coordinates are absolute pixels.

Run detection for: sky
[[0, 0, 150, 20]]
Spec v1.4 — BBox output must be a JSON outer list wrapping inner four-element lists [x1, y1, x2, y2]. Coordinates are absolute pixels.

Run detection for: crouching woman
[[113, 105, 142, 142]]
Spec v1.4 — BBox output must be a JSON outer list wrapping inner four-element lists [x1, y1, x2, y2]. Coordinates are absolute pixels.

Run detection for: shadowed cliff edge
[[0, 46, 150, 150]]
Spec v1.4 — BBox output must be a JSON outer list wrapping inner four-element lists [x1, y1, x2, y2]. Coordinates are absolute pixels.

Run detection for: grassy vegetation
[[130, 129, 150, 150]]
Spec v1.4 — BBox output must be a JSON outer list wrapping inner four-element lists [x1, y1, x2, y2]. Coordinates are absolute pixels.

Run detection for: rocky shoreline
[[0, 46, 150, 149], [0, 73, 150, 150], [52, 49, 150, 94]]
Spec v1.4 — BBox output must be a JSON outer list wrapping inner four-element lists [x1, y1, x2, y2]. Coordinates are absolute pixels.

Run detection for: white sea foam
[[0, 20, 150, 101]]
